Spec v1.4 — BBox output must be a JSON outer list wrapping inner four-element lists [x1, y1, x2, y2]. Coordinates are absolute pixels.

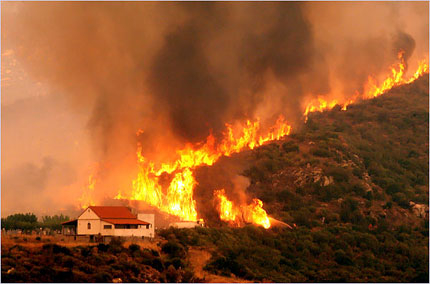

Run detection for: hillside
[[249, 75, 429, 230], [2, 76, 428, 283], [162, 75, 429, 282]]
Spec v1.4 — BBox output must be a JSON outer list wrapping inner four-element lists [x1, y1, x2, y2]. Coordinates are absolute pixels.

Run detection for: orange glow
[[408, 59, 429, 83], [214, 189, 271, 229], [244, 199, 271, 229], [111, 52, 428, 225], [214, 189, 241, 225], [304, 97, 339, 118], [363, 50, 407, 99], [115, 115, 291, 222], [220, 115, 291, 156], [165, 168, 198, 221], [79, 174, 96, 209], [304, 53, 429, 120], [362, 53, 428, 99]]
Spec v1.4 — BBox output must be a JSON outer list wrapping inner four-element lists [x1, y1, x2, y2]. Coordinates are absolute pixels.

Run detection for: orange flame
[[115, 115, 291, 221], [165, 168, 198, 221], [214, 189, 271, 229], [363, 50, 407, 99], [244, 199, 271, 229], [111, 52, 428, 225], [214, 189, 241, 225], [304, 53, 429, 120], [304, 97, 339, 118], [79, 174, 96, 209], [360, 53, 428, 100]]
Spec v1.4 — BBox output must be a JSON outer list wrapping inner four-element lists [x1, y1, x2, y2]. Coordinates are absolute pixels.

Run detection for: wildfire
[[304, 52, 429, 120], [214, 189, 241, 225], [304, 97, 339, 118], [108, 51, 428, 228], [214, 189, 271, 229], [165, 168, 198, 221], [79, 174, 96, 209], [115, 115, 291, 222]]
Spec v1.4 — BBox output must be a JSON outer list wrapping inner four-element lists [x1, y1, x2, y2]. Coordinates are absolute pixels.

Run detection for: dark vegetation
[[1, 213, 70, 232], [1, 237, 202, 283], [159, 223, 428, 282]]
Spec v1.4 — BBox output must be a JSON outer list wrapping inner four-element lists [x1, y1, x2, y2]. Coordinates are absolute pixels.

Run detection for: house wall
[[77, 208, 101, 235], [79, 208, 99, 219], [77, 219, 101, 235], [137, 214, 155, 238], [112, 226, 147, 237], [79, 220, 153, 237], [100, 220, 115, 236]]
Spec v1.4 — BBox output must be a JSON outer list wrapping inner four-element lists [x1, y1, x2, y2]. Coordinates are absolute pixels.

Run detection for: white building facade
[[63, 206, 154, 238], [169, 220, 205, 228], [137, 213, 155, 238]]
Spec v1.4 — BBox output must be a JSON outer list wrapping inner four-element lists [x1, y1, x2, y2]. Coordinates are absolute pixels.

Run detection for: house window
[[114, 224, 138, 229], [87, 222, 91, 230], [104, 225, 112, 229]]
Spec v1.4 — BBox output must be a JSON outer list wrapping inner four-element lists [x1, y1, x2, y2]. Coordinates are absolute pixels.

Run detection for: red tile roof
[[89, 206, 136, 219], [102, 218, 150, 225], [61, 219, 77, 225]]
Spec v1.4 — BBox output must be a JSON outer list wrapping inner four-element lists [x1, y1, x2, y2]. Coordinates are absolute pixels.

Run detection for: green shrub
[[80, 246, 92, 257], [325, 166, 350, 183], [42, 244, 71, 255], [161, 240, 186, 258], [94, 271, 112, 283], [311, 147, 332, 157], [282, 141, 299, 153], [128, 244, 140, 253], [165, 265, 181, 283], [108, 237, 124, 253], [97, 243, 109, 252], [392, 192, 410, 208], [149, 257, 164, 272], [334, 249, 353, 266]]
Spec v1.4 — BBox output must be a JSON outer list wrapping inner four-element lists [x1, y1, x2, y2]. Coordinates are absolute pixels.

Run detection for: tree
[[41, 214, 70, 230], [1, 213, 38, 231], [1, 213, 70, 231]]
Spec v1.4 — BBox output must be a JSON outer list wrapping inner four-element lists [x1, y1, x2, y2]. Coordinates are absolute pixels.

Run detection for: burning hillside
[[108, 54, 427, 228], [113, 116, 291, 226], [2, 2, 428, 225]]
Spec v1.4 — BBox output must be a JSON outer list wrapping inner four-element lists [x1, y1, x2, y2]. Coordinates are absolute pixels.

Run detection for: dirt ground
[[1, 233, 160, 251], [187, 247, 251, 283]]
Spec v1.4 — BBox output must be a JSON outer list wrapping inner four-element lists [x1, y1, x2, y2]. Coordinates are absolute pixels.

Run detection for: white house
[[62, 206, 154, 238]]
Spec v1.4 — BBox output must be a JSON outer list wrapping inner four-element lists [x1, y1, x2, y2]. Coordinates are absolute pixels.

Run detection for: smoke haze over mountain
[[2, 1, 428, 216]]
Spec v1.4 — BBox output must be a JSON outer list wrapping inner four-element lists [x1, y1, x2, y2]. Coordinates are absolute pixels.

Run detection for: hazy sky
[[2, 49, 94, 216]]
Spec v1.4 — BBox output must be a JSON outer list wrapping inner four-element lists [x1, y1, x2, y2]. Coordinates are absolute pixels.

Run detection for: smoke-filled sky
[[2, 2, 428, 217]]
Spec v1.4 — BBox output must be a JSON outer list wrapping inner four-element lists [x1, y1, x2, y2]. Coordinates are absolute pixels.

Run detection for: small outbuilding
[[169, 219, 205, 228]]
